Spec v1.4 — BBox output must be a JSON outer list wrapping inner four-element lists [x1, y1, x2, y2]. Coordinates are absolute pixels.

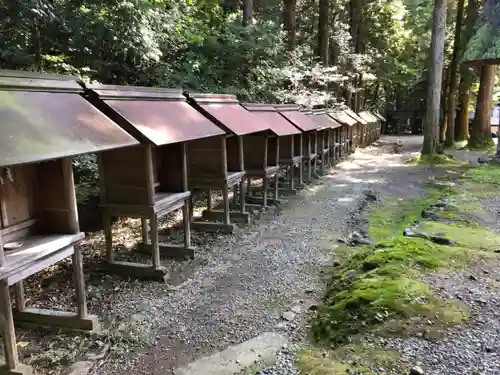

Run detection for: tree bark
[[444, 0, 466, 147], [469, 65, 496, 148], [455, 75, 471, 141], [283, 0, 297, 49], [243, 0, 253, 26], [422, 0, 447, 155], [455, 0, 479, 142], [317, 0, 329, 65]]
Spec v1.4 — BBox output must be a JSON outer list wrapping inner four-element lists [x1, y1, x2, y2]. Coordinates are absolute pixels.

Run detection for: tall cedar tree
[[283, 0, 297, 49], [318, 0, 330, 65], [455, 0, 480, 142], [444, 0, 466, 146], [469, 65, 496, 148], [422, 0, 447, 155]]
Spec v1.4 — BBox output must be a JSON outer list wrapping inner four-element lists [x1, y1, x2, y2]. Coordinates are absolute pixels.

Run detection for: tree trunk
[[455, 77, 471, 142], [31, 23, 42, 71], [444, 0, 465, 147], [243, 0, 253, 26], [469, 65, 496, 149], [422, 0, 447, 155], [317, 0, 329, 65], [455, 0, 479, 142], [283, 0, 297, 49]]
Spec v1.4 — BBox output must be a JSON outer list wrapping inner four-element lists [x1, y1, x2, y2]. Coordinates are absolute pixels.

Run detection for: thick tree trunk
[[283, 0, 297, 49], [317, 0, 329, 65], [422, 0, 447, 155], [444, 0, 465, 147], [455, 77, 471, 142], [243, 0, 253, 26], [469, 65, 496, 148]]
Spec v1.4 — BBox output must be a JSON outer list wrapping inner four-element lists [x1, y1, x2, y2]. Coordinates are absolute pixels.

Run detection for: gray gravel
[[3, 136, 464, 375]]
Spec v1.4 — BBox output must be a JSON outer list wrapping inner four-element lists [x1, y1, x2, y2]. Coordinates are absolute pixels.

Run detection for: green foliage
[[313, 178, 500, 346]]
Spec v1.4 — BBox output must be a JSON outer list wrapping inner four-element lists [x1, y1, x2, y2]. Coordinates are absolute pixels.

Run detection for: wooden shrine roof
[[186, 93, 274, 136], [309, 109, 343, 129], [329, 111, 358, 127], [241, 103, 301, 136], [0, 72, 138, 167], [84, 84, 226, 146], [344, 109, 368, 125], [359, 111, 380, 124], [274, 104, 320, 132]]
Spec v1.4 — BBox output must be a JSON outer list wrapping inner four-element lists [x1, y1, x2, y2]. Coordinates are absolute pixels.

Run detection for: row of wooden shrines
[[0, 70, 383, 375]]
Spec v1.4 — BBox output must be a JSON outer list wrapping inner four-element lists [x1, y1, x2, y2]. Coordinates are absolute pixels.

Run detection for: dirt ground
[[3, 135, 482, 375]]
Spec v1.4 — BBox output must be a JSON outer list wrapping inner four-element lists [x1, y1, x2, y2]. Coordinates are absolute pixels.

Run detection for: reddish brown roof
[[344, 109, 368, 124], [0, 76, 138, 167], [329, 111, 358, 127], [309, 110, 342, 129], [242, 103, 301, 136], [274, 104, 320, 132], [186, 94, 273, 136], [373, 111, 386, 122], [84, 84, 226, 146]]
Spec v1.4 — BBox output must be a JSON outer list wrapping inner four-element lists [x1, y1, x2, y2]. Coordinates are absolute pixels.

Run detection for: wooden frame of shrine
[[185, 93, 273, 233], [82, 84, 226, 279], [275, 105, 320, 184], [0, 71, 138, 375], [242, 104, 304, 195], [329, 111, 358, 156], [307, 109, 339, 174], [358, 111, 381, 145], [344, 109, 368, 148]]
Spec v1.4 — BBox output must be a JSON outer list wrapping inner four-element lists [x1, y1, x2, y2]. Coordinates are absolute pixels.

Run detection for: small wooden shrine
[[242, 104, 303, 195], [329, 111, 358, 156], [185, 93, 272, 232], [359, 111, 381, 145], [308, 109, 343, 173], [0, 71, 139, 375], [83, 85, 226, 278], [275, 105, 320, 183], [344, 109, 369, 147]]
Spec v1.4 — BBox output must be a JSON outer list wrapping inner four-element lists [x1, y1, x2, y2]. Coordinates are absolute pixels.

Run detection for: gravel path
[[84, 135, 443, 375], [1, 136, 450, 374]]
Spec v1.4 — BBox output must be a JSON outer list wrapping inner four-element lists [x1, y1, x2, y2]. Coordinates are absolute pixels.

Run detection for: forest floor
[[3, 136, 500, 375]]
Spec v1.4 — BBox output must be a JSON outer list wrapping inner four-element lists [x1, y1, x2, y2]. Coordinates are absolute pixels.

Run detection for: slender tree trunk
[[243, 0, 253, 26], [32, 23, 42, 71], [283, 0, 297, 49], [469, 65, 496, 148], [422, 0, 447, 155], [317, 0, 329, 65], [444, 0, 466, 147]]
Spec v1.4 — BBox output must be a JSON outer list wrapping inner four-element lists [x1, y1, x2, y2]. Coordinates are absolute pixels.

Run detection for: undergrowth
[[313, 165, 500, 350], [406, 153, 462, 167]]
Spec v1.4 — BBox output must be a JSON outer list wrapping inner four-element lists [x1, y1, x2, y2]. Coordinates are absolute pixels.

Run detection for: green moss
[[297, 345, 400, 375], [406, 154, 462, 166], [368, 190, 442, 240], [467, 135, 495, 150], [465, 164, 500, 185]]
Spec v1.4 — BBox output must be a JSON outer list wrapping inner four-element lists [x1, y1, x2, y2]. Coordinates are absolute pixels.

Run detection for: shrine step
[[136, 243, 195, 260], [191, 221, 235, 234], [0, 364, 33, 375], [14, 308, 98, 332], [201, 210, 250, 224], [107, 261, 169, 282], [173, 332, 288, 375]]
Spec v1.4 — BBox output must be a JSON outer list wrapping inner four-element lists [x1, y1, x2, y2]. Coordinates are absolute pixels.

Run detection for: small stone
[[68, 361, 93, 375], [308, 304, 319, 311], [130, 313, 146, 322], [409, 365, 424, 375], [291, 305, 302, 314], [468, 275, 477, 281], [281, 311, 296, 322]]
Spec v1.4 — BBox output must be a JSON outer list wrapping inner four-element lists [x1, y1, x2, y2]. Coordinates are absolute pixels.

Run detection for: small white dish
[[4, 241, 23, 250]]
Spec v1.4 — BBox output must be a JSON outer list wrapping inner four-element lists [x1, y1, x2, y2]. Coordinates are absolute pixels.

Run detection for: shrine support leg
[[274, 172, 279, 200], [262, 174, 268, 207], [239, 180, 246, 214], [183, 203, 192, 250], [73, 246, 88, 319], [0, 280, 20, 374], [103, 213, 113, 263]]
